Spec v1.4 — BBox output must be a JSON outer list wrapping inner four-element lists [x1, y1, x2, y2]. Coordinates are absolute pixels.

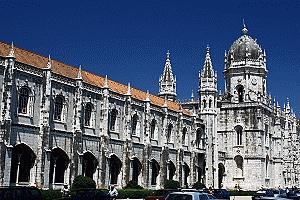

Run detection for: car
[[54, 188, 110, 200], [165, 191, 219, 200], [253, 189, 275, 200], [0, 186, 42, 200], [213, 189, 230, 200]]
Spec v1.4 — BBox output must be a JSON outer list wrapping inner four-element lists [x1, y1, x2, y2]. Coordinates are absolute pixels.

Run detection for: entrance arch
[[168, 161, 176, 180], [109, 154, 122, 185], [10, 143, 36, 184], [82, 151, 98, 178], [234, 155, 243, 178], [218, 163, 225, 188], [150, 159, 160, 186], [49, 148, 69, 184], [183, 162, 190, 188], [131, 157, 142, 184]]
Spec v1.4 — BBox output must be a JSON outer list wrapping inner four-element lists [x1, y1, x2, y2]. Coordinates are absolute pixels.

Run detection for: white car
[[165, 191, 217, 200]]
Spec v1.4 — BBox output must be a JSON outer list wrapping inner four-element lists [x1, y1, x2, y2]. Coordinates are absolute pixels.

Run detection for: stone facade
[[0, 25, 299, 191]]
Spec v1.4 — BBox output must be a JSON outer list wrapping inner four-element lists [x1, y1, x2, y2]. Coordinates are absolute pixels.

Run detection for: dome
[[228, 26, 262, 61]]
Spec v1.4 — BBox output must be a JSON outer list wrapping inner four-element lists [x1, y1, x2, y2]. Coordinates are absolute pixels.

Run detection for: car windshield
[[167, 194, 193, 200], [208, 194, 216, 199]]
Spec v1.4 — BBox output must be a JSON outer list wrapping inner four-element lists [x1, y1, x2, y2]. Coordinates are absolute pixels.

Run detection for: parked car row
[[253, 188, 300, 200]]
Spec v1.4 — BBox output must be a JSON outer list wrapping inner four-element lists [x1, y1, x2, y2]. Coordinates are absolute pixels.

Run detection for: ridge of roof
[[0, 41, 192, 116]]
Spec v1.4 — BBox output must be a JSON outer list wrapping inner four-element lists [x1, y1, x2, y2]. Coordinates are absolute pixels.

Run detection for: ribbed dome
[[228, 27, 262, 61]]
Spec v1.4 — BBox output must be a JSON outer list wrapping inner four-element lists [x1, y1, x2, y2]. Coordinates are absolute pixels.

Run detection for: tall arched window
[[235, 126, 243, 145], [167, 124, 173, 143], [84, 103, 93, 126], [54, 95, 64, 121], [236, 85, 244, 103], [209, 99, 212, 108], [18, 87, 30, 114], [131, 114, 138, 135], [266, 155, 269, 178], [182, 127, 187, 145], [203, 99, 207, 109], [150, 119, 156, 139], [109, 109, 118, 131]]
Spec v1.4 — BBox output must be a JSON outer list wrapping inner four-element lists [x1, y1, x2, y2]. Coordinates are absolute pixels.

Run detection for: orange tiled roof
[[0, 41, 192, 116]]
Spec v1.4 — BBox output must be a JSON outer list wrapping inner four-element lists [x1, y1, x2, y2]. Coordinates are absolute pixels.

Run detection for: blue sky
[[1, 0, 300, 115]]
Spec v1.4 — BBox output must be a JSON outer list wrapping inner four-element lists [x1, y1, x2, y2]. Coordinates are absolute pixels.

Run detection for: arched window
[[209, 99, 212, 108], [150, 119, 156, 139], [203, 99, 207, 109], [265, 155, 269, 178], [84, 103, 93, 126], [182, 127, 187, 145], [54, 95, 64, 121], [109, 109, 118, 131], [18, 87, 30, 114], [131, 114, 138, 135], [236, 85, 244, 103], [234, 155, 243, 178], [167, 124, 173, 143], [235, 126, 243, 145], [196, 127, 205, 149]]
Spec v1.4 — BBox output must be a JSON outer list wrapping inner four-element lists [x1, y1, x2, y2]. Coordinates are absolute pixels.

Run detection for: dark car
[[213, 189, 230, 200], [54, 188, 110, 200], [252, 189, 274, 200], [0, 186, 42, 200]]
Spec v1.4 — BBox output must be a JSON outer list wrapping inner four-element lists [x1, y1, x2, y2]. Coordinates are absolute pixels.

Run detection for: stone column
[[43, 149, 51, 188], [3, 144, 13, 186]]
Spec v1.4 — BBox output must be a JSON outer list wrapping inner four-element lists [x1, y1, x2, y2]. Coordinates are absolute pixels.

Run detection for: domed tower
[[224, 23, 267, 103]]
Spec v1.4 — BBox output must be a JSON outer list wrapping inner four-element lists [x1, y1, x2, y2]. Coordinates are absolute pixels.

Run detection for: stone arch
[[234, 155, 243, 178], [183, 162, 190, 188], [218, 163, 225, 189], [131, 157, 142, 184], [49, 147, 69, 184], [168, 160, 176, 180], [109, 154, 122, 185], [10, 143, 36, 184], [82, 151, 98, 179], [150, 159, 160, 186], [236, 85, 244, 103]]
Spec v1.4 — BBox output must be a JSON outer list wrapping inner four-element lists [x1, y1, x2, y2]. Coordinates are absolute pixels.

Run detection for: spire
[[202, 45, 214, 78], [46, 54, 52, 70], [8, 42, 15, 57], [103, 75, 109, 88], [286, 97, 291, 113], [76, 65, 83, 80], [161, 50, 175, 82], [242, 19, 248, 35], [158, 50, 177, 101], [126, 82, 131, 96], [191, 90, 194, 100]]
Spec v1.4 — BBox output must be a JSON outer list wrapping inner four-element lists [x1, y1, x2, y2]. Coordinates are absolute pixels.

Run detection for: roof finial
[[126, 82, 131, 96], [242, 19, 248, 35], [191, 90, 194, 100], [103, 75, 109, 88], [46, 54, 52, 69], [77, 65, 83, 80], [8, 41, 15, 57], [145, 90, 151, 102]]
